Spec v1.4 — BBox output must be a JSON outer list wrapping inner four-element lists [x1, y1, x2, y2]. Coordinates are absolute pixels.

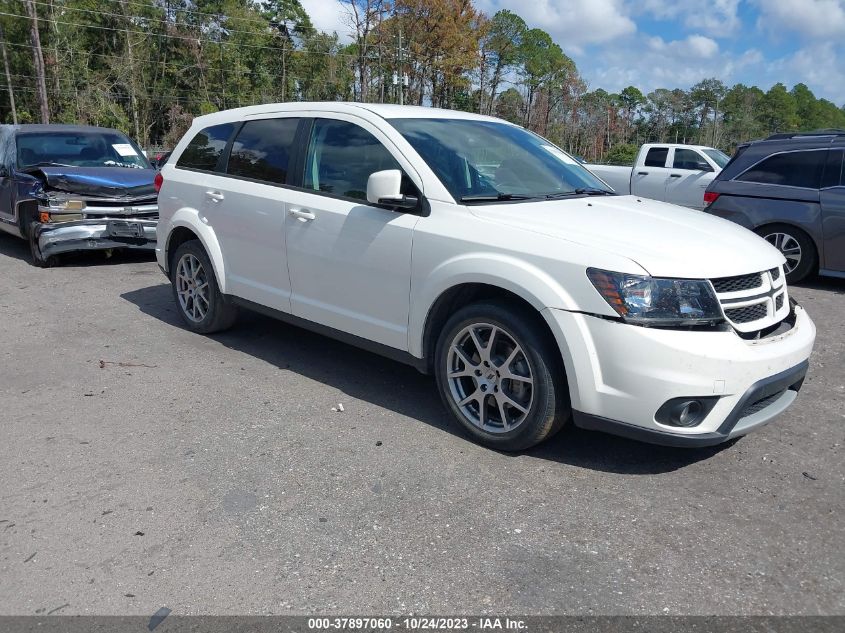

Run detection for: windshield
[[703, 149, 730, 169], [16, 131, 150, 169], [388, 118, 612, 202]]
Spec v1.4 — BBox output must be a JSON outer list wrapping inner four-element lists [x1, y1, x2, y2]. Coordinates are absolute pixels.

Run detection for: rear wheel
[[434, 302, 569, 451], [755, 224, 816, 284], [171, 240, 237, 333]]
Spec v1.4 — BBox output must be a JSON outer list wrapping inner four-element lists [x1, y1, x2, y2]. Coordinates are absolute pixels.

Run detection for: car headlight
[[39, 198, 85, 223], [587, 268, 723, 326]]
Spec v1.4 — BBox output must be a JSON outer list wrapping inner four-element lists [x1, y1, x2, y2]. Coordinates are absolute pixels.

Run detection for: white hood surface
[[470, 195, 784, 279]]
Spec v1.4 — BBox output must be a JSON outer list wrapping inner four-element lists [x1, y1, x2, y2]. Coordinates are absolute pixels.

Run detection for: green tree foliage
[[604, 143, 638, 165], [1, 0, 842, 157]]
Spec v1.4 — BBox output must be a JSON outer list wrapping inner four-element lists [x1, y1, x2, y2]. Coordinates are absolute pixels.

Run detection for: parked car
[[0, 124, 158, 267], [156, 103, 815, 451], [151, 150, 172, 169], [704, 130, 845, 283], [588, 143, 729, 209]]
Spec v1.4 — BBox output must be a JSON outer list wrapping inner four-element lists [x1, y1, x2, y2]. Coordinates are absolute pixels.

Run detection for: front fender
[[408, 253, 580, 358], [162, 208, 228, 294]]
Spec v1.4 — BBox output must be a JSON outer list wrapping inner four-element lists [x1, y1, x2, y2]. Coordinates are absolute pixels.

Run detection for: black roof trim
[[765, 129, 845, 140]]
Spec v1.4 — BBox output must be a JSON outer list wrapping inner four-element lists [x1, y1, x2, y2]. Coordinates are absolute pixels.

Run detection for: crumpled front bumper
[[34, 219, 157, 258]]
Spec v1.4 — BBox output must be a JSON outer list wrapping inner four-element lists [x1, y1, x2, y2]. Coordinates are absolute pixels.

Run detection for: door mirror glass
[[367, 169, 418, 209]]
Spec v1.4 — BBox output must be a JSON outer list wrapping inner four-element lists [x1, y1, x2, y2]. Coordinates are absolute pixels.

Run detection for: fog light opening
[[655, 396, 719, 428]]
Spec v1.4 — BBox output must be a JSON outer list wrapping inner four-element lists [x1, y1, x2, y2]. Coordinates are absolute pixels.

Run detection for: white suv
[[155, 103, 815, 451]]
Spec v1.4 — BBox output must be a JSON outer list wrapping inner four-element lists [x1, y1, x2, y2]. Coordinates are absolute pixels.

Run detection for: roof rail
[[765, 129, 845, 140]]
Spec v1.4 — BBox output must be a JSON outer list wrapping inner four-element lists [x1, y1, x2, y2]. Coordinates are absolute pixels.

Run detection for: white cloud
[[475, 0, 636, 52], [754, 0, 845, 38], [300, 0, 352, 42], [640, 0, 741, 36], [647, 34, 719, 59], [578, 33, 762, 95]]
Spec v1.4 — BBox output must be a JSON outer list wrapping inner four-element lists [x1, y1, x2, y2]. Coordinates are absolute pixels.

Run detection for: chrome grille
[[775, 293, 784, 311], [711, 273, 763, 293], [770, 267, 781, 281], [725, 303, 767, 324]]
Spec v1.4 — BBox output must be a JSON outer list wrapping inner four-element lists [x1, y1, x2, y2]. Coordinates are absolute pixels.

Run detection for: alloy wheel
[[446, 322, 534, 434], [764, 232, 802, 275], [175, 253, 210, 323]]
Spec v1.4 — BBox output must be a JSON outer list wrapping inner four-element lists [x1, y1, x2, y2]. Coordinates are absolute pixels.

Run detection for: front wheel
[[28, 223, 59, 268], [170, 240, 237, 333], [434, 302, 569, 451]]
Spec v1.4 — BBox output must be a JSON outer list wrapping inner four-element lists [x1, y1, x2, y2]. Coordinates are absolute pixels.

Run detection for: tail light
[[154, 171, 163, 193], [703, 191, 719, 206]]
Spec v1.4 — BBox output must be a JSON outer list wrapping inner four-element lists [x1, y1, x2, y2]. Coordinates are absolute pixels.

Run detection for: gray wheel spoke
[[458, 390, 481, 408], [452, 345, 479, 371], [496, 395, 510, 431], [468, 327, 486, 361], [499, 391, 528, 415]]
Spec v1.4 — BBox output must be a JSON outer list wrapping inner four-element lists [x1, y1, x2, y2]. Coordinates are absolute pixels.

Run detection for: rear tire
[[170, 240, 237, 333], [434, 301, 569, 451], [755, 224, 816, 284]]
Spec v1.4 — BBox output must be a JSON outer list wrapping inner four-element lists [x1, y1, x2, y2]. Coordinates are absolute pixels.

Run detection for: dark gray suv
[[703, 130, 845, 283]]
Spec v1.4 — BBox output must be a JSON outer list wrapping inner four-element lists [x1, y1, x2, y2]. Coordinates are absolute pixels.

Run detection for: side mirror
[[696, 162, 713, 172], [367, 169, 418, 210]]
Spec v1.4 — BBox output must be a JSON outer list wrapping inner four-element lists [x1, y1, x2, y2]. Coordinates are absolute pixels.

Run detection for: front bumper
[[544, 304, 816, 447], [34, 219, 157, 258]]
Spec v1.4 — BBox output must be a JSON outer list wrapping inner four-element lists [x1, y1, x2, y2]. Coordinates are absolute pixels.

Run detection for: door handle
[[637, 171, 649, 175], [205, 190, 224, 202], [289, 208, 316, 221], [670, 174, 682, 178]]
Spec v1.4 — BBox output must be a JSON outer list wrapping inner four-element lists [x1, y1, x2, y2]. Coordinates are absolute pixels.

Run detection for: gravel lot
[[0, 232, 842, 617]]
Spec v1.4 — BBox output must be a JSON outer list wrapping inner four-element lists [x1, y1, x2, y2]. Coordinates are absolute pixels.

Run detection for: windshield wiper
[[25, 161, 75, 169], [545, 188, 614, 199], [459, 193, 539, 203]]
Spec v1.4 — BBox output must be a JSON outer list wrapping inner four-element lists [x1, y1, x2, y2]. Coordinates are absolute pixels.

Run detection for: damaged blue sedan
[[0, 124, 158, 266]]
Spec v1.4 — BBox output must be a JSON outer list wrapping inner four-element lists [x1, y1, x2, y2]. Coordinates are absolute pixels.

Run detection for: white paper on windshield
[[112, 143, 138, 157], [541, 144, 577, 165]]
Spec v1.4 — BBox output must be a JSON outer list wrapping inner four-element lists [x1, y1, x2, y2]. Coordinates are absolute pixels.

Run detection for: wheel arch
[[416, 281, 569, 383], [163, 212, 227, 293]]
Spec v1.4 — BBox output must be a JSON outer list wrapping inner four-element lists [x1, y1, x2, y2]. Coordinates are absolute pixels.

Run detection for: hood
[[469, 195, 784, 279], [29, 166, 156, 199]]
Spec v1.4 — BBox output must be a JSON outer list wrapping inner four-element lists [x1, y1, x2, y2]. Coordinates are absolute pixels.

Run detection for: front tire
[[755, 224, 816, 284], [28, 223, 59, 268], [170, 240, 237, 333], [434, 302, 569, 451]]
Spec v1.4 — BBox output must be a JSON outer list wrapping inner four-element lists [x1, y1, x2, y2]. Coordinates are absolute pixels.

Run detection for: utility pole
[[0, 25, 17, 124], [24, 0, 50, 123], [397, 29, 403, 106]]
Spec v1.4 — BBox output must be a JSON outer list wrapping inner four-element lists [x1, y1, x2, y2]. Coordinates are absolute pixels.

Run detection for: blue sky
[[301, 0, 845, 105]]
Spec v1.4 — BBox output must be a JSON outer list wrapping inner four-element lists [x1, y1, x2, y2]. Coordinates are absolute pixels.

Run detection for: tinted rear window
[[644, 147, 668, 168], [176, 123, 235, 171], [226, 118, 299, 184], [736, 150, 827, 189]]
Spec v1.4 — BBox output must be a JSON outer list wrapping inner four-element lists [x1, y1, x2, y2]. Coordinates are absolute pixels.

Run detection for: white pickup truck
[[588, 143, 730, 210]]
